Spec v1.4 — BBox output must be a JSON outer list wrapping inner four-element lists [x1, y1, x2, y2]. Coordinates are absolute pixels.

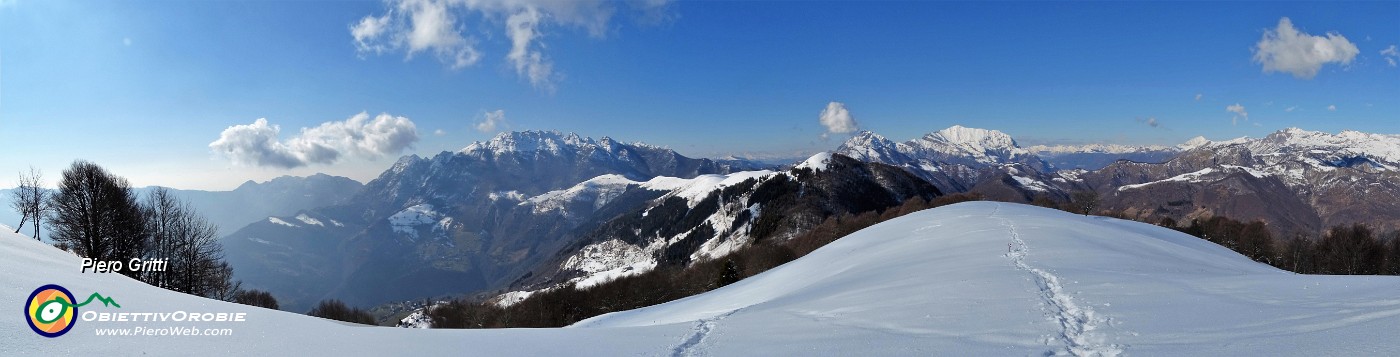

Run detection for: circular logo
[[25, 284, 77, 338]]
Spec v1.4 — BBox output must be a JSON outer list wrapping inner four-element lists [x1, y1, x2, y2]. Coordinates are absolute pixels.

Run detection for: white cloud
[[1137, 117, 1160, 128], [434, 129, 447, 136], [818, 101, 858, 139], [1226, 103, 1248, 126], [209, 113, 419, 169], [1252, 17, 1359, 79], [1194, 93, 1202, 101], [476, 109, 508, 133], [1381, 45, 1399, 67], [1285, 106, 1297, 112], [506, 7, 556, 91], [1327, 104, 1337, 112], [351, 0, 670, 91], [351, 0, 481, 69]]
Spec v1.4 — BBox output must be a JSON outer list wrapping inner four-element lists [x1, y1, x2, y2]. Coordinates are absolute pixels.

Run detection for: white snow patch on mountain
[[561, 239, 665, 289], [268, 217, 298, 227], [576, 260, 659, 289], [489, 190, 527, 202], [389, 204, 439, 239], [396, 303, 445, 329], [1220, 164, 1272, 178], [294, 214, 324, 227], [1117, 168, 1216, 191], [1013, 176, 1051, 192], [642, 171, 777, 207], [795, 152, 833, 172], [525, 175, 637, 216], [492, 290, 545, 308]]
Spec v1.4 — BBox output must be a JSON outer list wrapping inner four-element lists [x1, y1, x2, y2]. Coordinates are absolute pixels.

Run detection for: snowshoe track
[[994, 204, 1122, 357]]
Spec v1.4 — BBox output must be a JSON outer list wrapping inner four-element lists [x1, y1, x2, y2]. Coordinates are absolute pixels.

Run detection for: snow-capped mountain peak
[[908, 125, 1032, 166], [462, 130, 594, 154], [927, 125, 1019, 151], [794, 152, 833, 172], [1243, 127, 1400, 170], [836, 131, 905, 163], [1177, 136, 1212, 151]]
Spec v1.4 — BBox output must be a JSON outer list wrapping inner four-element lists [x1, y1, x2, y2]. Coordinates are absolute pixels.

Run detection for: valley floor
[[4, 202, 1398, 356]]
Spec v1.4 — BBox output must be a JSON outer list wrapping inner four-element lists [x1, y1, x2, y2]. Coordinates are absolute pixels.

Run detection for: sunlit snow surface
[[5, 202, 1398, 356]]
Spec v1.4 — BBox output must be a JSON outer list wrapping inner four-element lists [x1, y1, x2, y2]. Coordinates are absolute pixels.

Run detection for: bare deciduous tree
[[9, 167, 52, 240], [47, 160, 148, 279], [1071, 190, 1100, 216]]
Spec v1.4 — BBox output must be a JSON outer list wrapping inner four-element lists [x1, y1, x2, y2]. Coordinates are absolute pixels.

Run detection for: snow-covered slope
[[6, 202, 1398, 355], [523, 174, 639, 217], [579, 202, 1400, 356]]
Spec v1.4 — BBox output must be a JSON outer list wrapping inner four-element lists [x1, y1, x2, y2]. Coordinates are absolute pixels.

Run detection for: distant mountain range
[[0, 174, 362, 240], [207, 126, 1400, 313], [1086, 128, 1400, 235], [835, 125, 1400, 236], [222, 131, 777, 311], [1026, 142, 1189, 170]]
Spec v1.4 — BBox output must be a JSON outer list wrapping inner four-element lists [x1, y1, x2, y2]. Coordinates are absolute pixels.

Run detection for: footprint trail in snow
[[994, 204, 1123, 357]]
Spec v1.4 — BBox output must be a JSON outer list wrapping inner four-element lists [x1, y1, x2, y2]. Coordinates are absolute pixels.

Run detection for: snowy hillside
[[6, 202, 1399, 355]]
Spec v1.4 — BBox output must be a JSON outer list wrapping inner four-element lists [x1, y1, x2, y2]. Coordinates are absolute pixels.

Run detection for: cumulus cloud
[[1253, 17, 1359, 79], [1194, 93, 1202, 101], [351, 0, 670, 91], [1328, 104, 1337, 111], [1285, 106, 1297, 112], [476, 109, 508, 133], [351, 0, 481, 69], [434, 129, 447, 136], [818, 101, 858, 139], [209, 113, 419, 169], [1382, 45, 1399, 67], [1226, 103, 1248, 126]]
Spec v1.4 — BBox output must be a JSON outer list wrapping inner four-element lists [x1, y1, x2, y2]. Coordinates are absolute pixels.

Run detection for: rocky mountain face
[[223, 131, 773, 312], [1085, 128, 1400, 235]]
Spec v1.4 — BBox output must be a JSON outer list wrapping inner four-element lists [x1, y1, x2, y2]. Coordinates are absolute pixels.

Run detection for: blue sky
[[1, 1, 1397, 190]]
